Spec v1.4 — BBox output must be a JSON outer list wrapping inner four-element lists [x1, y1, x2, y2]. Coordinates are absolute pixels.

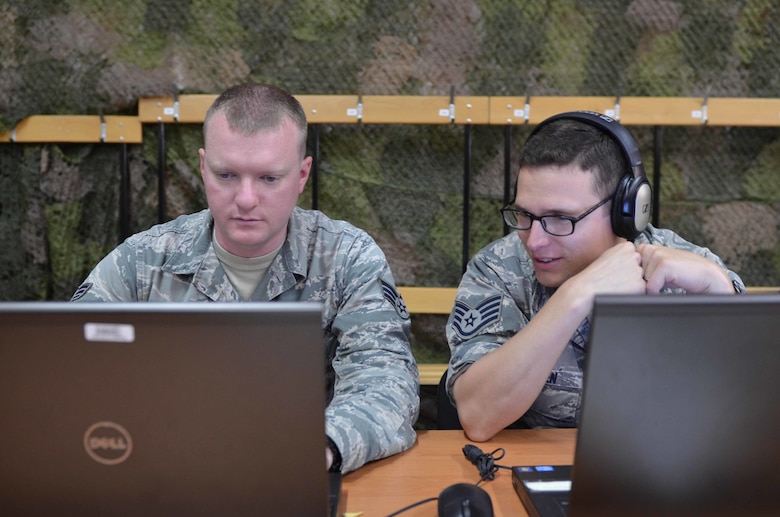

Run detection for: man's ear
[[198, 148, 206, 177], [298, 156, 313, 193]]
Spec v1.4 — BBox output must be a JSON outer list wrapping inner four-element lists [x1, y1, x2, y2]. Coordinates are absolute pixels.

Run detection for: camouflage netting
[[1, 1, 779, 373]]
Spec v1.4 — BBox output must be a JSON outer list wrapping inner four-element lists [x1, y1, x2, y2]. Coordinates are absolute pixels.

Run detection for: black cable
[[462, 444, 512, 484], [384, 497, 438, 517], [383, 443, 513, 516]]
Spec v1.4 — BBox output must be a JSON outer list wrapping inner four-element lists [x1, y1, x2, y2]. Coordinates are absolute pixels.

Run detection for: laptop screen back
[[569, 294, 780, 517], [0, 302, 327, 516]]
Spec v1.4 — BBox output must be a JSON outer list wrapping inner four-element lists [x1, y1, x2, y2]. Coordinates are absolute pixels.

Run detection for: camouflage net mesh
[[1, 2, 778, 313]]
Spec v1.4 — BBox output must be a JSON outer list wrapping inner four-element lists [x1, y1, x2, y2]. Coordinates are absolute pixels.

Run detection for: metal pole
[[157, 122, 166, 223], [652, 126, 662, 226], [119, 143, 130, 242], [503, 125, 513, 205], [462, 125, 472, 274], [311, 124, 320, 210], [503, 125, 513, 235]]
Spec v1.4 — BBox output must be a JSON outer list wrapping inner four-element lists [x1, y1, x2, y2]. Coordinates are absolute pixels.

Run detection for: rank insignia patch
[[450, 294, 502, 338], [70, 283, 92, 301], [381, 280, 410, 319]]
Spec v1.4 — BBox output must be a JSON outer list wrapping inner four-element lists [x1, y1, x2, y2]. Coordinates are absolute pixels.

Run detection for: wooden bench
[[400, 286, 780, 385]]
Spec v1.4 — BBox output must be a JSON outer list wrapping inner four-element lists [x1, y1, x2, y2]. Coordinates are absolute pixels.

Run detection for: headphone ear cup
[[631, 179, 653, 235], [611, 175, 652, 239]]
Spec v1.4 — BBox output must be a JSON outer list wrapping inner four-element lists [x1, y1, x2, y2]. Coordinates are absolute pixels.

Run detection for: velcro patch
[[381, 280, 410, 320], [450, 294, 502, 338], [70, 283, 93, 301]]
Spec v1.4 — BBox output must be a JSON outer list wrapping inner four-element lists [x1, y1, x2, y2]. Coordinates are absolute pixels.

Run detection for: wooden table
[[342, 429, 577, 516]]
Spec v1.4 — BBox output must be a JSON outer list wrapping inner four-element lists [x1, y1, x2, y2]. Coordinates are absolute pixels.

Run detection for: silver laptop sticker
[[84, 323, 135, 343]]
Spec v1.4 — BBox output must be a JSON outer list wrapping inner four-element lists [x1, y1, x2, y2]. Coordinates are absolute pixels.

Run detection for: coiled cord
[[462, 444, 511, 484]]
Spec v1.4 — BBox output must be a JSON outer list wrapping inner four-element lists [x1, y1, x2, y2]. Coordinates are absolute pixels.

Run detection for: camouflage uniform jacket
[[71, 207, 420, 472], [446, 224, 744, 429]]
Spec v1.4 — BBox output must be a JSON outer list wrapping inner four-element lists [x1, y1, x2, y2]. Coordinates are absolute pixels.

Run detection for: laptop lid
[[0, 302, 329, 516], [567, 294, 780, 517]]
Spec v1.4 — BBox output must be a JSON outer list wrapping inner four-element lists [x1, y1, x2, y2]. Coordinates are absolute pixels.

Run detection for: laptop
[[513, 294, 780, 517], [0, 302, 342, 516]]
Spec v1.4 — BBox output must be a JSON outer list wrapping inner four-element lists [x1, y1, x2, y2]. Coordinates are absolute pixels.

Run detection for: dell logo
[[84, 422, 133, 465]]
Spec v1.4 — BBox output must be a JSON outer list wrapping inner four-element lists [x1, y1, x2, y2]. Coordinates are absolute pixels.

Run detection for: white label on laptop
[[84, 323, 135, 343], [524, 480, 572, 492]]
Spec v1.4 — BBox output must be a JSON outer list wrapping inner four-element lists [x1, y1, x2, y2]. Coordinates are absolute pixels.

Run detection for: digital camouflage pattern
[[72, 206, 420, 473], [446, 225, 745, 429]]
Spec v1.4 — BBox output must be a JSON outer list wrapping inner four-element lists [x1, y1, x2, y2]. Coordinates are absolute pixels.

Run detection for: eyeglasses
[[500, 196, 612, 237]]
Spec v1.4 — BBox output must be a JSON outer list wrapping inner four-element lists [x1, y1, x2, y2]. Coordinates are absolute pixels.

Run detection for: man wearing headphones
[[445, 111, 744, 442]]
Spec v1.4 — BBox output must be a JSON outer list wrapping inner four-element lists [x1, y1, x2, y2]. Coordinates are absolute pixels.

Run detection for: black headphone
[[527, 111, 652, 240]]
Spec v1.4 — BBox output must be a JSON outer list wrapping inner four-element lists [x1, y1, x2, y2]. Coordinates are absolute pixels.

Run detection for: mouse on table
[[437, 482, 494, 517]]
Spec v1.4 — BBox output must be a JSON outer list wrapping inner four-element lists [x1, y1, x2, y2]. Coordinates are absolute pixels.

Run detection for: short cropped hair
[[203, 83, 308, 158], [517, 119, 628, 199]]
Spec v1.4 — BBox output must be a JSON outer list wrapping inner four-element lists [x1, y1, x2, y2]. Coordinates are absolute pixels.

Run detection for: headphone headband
[[528, 110, 646, 183], [526, 110, 652, 239]]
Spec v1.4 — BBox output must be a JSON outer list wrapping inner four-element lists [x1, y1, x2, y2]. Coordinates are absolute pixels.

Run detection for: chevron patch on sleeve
[[70, 283, 92, 301], [450, 294, 502, 338], [381, 280, 410, 319]]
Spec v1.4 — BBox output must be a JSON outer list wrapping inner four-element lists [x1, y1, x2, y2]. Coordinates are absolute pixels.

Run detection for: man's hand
[[570, 241, 647, 300], [637, 244, 733, 293]]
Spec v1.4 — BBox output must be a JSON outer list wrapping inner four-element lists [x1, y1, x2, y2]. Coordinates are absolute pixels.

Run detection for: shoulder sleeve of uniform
[[325, 228, 418, 473], [70, 242, 139, 301]]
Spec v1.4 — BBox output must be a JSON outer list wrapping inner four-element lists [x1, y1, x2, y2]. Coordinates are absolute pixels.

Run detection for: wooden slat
[[138, 94, 217, 124], [707, 98, 780, 126], [177, 94, 218, 123], [618, 96, 706, 125], [12, 115, 100, 143], [398, 286, 456, 315], [745, 286, 780, 294], [139, 94, 362, 124], [296, 95, 360, 123], [525, 96, 619, 124], [135, 94, 780, 127], [454, 95, 491, 124], [489, 96, 616, 125], [6, 115, 142, 143], [102, 116, 143, 143], [399, 286, 776, 315], [419, 363, 447, 386], [494, 96, 780, 126], [138, 96, 178, 123], [361, 95, 453, 124], [489, 96, 530, 125]]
